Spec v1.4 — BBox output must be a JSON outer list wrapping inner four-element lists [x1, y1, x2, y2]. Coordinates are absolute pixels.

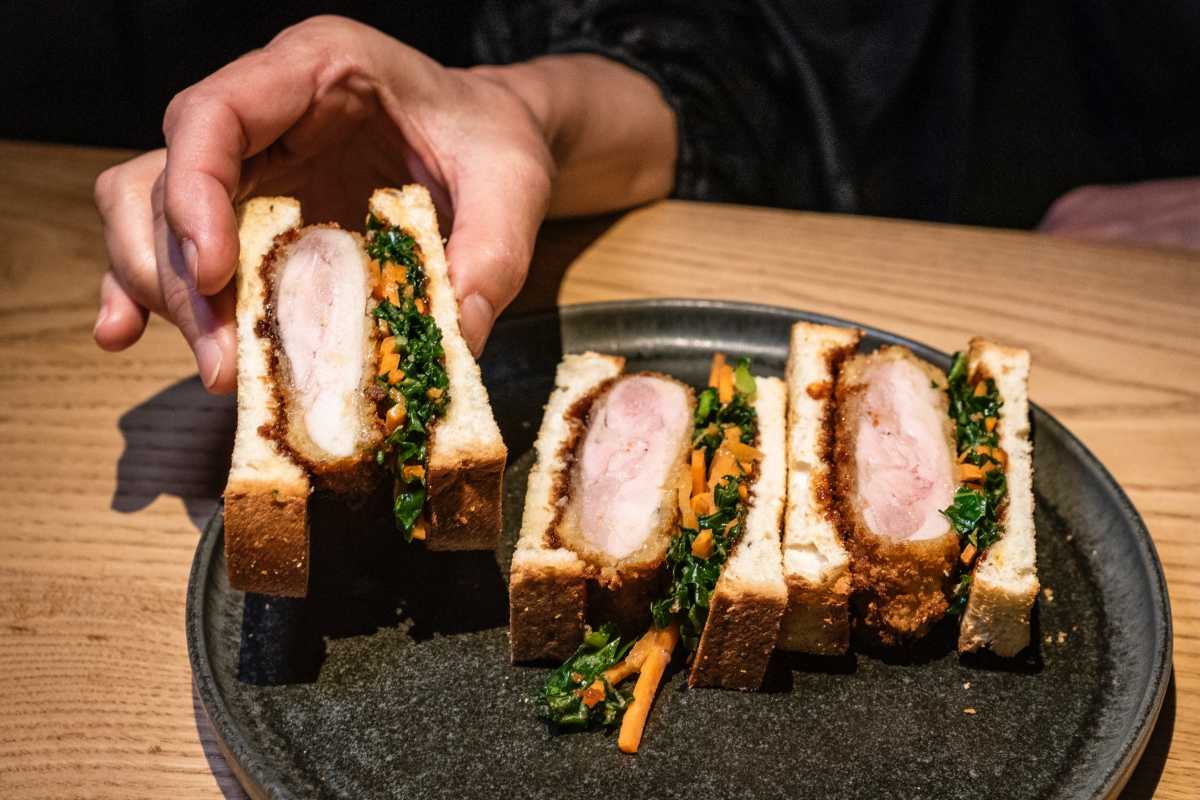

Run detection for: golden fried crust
[[836, 347, 958, 645], [690, 580, 787, 690], [509, 556, 588, 663], [426, 449, 506, 551], [223, 479, 310, 597], [781, 571, 852, 654]]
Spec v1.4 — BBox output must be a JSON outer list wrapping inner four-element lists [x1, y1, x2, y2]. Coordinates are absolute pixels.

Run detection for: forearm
[[475, 54, 677, 218]]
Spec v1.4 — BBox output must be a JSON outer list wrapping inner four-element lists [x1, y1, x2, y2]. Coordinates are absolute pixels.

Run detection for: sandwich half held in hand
[[509, 353, 694, 662], [224, 186, 505, 597], [950, 339, 1038, 657]]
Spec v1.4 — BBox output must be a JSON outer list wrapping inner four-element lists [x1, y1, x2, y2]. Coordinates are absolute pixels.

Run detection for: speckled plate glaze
[[188, 300, 1171, 800]]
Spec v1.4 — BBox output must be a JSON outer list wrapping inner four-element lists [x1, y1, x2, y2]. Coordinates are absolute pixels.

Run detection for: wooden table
[[0, 140, 1196, 798]]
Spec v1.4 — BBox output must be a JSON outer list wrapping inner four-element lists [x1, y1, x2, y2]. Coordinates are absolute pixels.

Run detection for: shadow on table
[[110, 375, 235, 531], [1118, 670, 1176, 799]]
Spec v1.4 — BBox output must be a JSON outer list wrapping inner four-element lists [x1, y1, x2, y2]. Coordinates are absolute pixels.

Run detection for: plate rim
[[187, 298, 1172, 800]]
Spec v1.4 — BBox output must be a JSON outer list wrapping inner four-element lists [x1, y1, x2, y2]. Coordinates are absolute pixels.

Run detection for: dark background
[[5, 1, 482, 149], [7, 1, 1198, 229]]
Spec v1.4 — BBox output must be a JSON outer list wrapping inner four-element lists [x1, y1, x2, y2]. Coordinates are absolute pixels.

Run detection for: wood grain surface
[[0, 140, 1196, 798]]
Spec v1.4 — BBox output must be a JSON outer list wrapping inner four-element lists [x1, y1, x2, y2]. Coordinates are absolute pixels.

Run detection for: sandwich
[[528, 354, 786, 753], [509, 353, 693, 661], [788, 328, 1035, 653], [951, 339, 1038, 656], [223, 186, 506, 597]]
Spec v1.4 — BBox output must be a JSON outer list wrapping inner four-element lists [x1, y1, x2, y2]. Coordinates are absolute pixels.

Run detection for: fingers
[[161, 44, 324, 299], [152, 172, 238, 393], [94, 271, 149, 351], [444, 153, 551, 355], [94, 149, 169, 348]]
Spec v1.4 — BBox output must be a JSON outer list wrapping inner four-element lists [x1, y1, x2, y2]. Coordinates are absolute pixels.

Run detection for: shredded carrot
[[579, 680, 606, 708], [368, 259, 382, 287], [401, 463, 425, 481], [973, 381, 987, 398], [960, 542, 978, 565], [985, 416, 997, 433], [409, 518, 427, 541], [388, 368, 404, 385], [992, 447, 1008, 467], [691, 491, 716, 517], [618, 622, 679, 754], [604, 628, 659, 685], [381, 264, 405, 286], [679, 481, 698, 530], [718, 364, 735, 404], [707, 446, 741, 489], [378, 352, 400, 376], [385, 284, 401, 306], [690, 450, 707, 496], [708, 353, 727, 388], [691, 530, 715, 559], [722, 425, 742, 442], [738, 483, 749, 502], [725, 440, 764, 462], [415, 298, 427, 315], [958, 463, 986, 483], [385, 399, 408, 433], [379, 336, 397, 356]]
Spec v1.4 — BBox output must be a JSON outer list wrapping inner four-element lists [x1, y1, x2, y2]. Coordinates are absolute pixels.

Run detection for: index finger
[[161, 46, 319, 296]]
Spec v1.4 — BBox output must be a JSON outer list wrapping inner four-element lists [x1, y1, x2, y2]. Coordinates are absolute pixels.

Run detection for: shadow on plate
[[237, 491, 509, 686], [1118, 671, 1176, 799], [111, 376, 235, 531]]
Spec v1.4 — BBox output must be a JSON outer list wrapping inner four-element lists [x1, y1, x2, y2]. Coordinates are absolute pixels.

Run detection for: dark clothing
[[10, 1, 1200, 228], [475, 0, 1200, 228]]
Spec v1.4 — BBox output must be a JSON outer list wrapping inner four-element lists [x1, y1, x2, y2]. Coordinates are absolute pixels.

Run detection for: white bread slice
[[509, 352, 625, 662], [368, 187, 507, 550], [958, 338, 1038, 656], [778, 322, 862, 654], [224, 197, 311, 597], [690, 376, 788, 690]]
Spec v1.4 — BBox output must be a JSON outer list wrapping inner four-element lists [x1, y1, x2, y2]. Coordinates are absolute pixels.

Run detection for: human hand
[[93, 16, 555, 392], [1038, 177, 1200, 251]]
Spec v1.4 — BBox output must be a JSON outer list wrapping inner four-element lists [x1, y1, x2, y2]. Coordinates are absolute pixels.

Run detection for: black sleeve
[[470, 0, 833, 211]]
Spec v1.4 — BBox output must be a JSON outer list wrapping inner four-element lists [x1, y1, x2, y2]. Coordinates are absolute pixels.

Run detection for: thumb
[[444, 156, 550, 355]]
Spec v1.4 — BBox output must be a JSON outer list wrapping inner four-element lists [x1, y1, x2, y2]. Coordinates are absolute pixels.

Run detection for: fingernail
[[460, 293, 495, 355], [93, 305, 110, 339], [195, 336, 224, 389], [182, 238, 199, 286]]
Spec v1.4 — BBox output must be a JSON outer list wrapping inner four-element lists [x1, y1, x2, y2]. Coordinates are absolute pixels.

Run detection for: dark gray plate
[[188, 300, 1171, 800]]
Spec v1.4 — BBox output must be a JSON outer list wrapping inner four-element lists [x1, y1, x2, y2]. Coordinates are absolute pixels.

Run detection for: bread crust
[[690, 578, 787, 690], [690, 376, 788, 689], [958, 338, 1038, 656], [224, 197, 311, 597], [508, 551, 588, 662], [509, 353, 627, 662], [224, 481, 310, 597], [426, 452, 506, 551], [779, 322, 861, 654]]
